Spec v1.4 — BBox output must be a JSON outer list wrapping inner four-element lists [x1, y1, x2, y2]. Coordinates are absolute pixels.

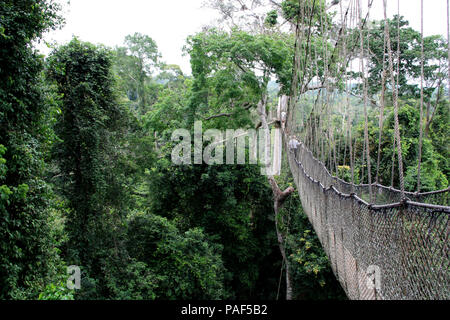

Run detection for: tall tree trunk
[[258, 94, 295, 300], [270, 176, 295, 300]]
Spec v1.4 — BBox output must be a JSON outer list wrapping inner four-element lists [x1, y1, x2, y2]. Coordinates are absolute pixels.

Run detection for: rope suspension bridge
[[285, 134, 448, 299], [275, 0, 450, 300]]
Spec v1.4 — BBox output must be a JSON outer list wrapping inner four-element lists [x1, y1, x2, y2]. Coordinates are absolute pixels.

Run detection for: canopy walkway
[[284, 130, 448, 299], [280, 0, 450, 300]]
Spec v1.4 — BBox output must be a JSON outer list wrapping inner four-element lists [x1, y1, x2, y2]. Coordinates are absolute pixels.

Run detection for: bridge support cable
[[383, 0, 406, 199], [417, 0, 425, 192], [357, 0, 373, 202], [448, 0, 450, 103], [376, 22, 388, 186]]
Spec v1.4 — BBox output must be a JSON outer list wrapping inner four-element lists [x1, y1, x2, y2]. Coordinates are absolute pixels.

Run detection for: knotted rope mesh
[[286, 135, 449, 300]]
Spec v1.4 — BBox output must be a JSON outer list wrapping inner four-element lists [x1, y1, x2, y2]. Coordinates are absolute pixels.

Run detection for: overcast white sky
[[38, 0, 449, 75], [366, 0, 448, 36], [38, 0, 219, 74]]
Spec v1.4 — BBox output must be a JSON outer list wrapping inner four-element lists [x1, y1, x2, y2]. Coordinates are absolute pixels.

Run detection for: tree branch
[[203, 102, 254, 121], [304, 84, 325, 92]]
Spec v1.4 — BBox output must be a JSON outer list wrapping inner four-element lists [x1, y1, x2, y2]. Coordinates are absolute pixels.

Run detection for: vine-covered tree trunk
[[258, 93, 295, 300]]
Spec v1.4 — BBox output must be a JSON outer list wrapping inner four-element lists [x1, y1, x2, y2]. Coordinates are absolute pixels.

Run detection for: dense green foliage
[[121, 212, 226, 300], [148, 161, 281, 299], [0, 0, 64, 299]]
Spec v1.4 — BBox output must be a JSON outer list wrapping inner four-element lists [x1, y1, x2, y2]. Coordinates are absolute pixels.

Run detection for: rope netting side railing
[[287, 132, 449, 206], [285, 134, 449, 300]]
